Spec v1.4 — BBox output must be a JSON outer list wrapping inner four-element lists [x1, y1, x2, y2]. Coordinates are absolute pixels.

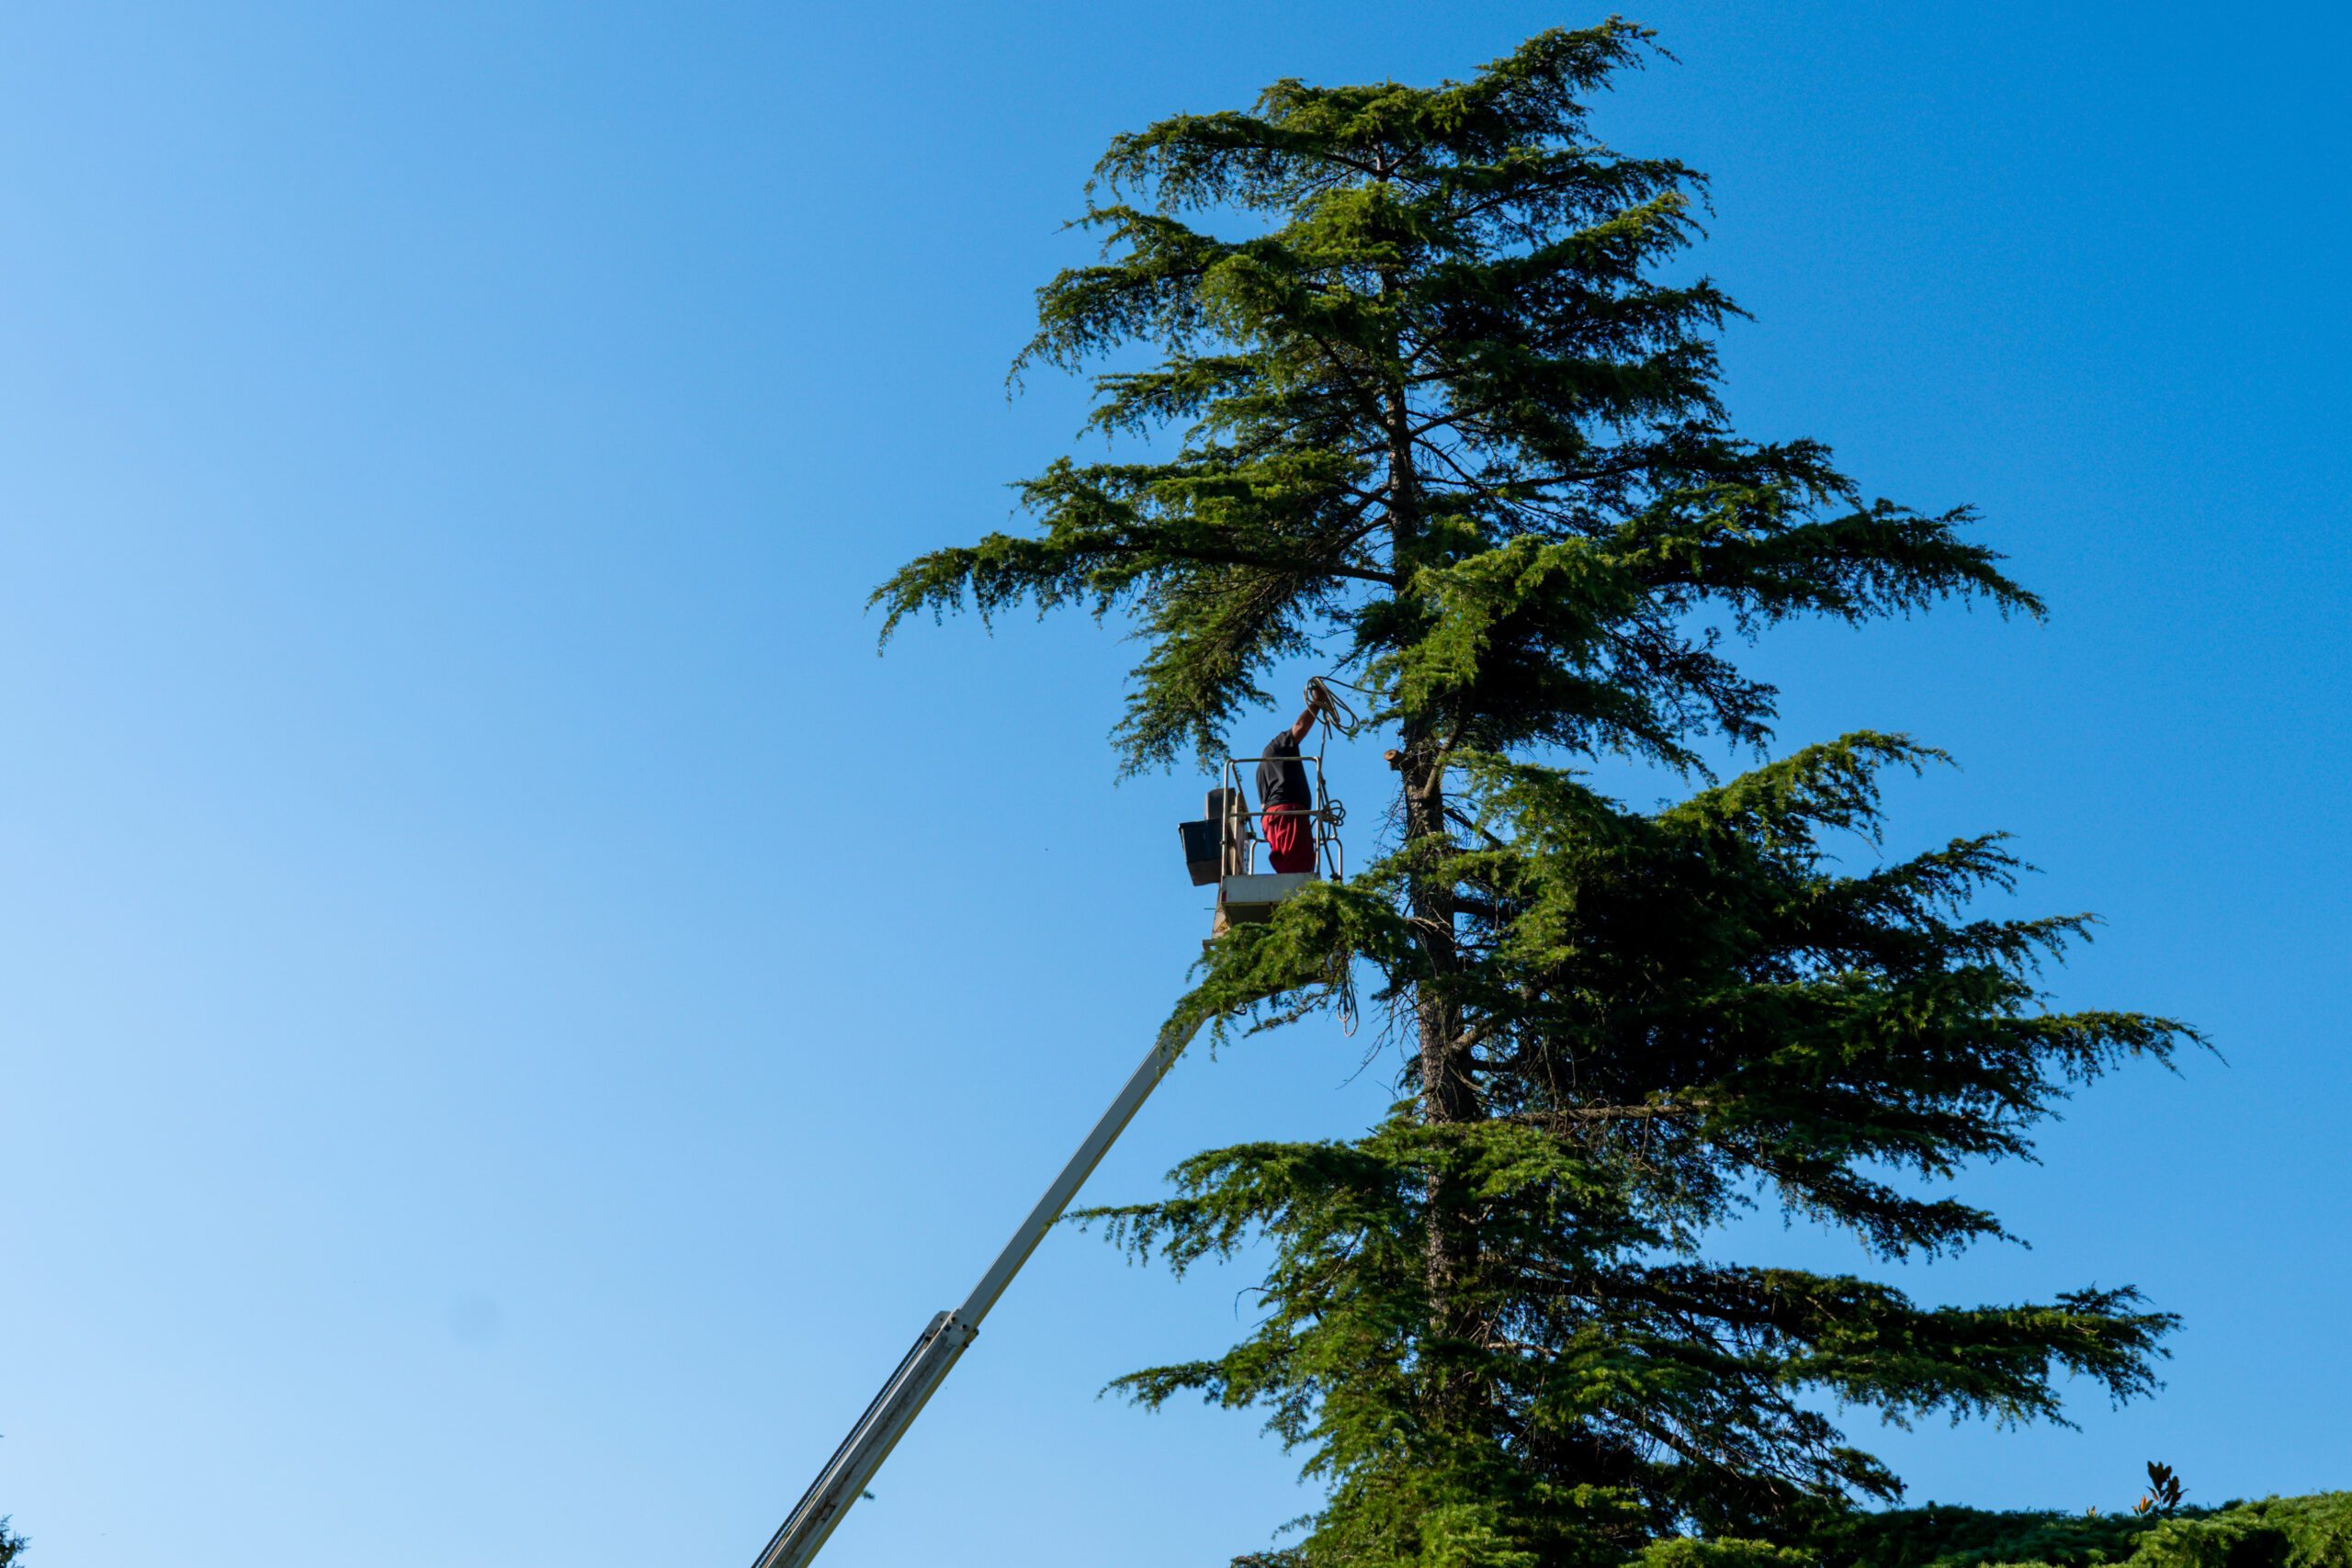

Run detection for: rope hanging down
[[1303, 675, 1368, 1038]]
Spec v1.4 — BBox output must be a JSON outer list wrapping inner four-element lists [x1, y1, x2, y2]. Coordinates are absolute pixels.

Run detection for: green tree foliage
[[0, 1516, 25, 1568], [876, 21, 2196, 1567]]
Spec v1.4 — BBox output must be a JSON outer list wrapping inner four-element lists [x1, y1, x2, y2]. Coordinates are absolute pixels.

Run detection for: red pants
[[1263, 807, 1314, 874]]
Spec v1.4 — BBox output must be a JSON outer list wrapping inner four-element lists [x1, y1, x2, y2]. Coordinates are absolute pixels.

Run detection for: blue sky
[[0, 4, 2344, 1564]]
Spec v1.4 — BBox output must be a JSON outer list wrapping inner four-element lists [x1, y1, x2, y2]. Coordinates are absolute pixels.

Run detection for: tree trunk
[[1406, 746, 1477, 1340], [1381, 324, 1480, 1398]]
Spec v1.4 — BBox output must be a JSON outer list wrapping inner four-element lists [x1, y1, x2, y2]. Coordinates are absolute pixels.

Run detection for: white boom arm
[[748, 1015, 1207, 1568]]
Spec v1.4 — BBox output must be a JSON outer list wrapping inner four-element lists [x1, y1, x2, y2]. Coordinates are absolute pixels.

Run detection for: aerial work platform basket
[[1178, 748, 1344, 932]]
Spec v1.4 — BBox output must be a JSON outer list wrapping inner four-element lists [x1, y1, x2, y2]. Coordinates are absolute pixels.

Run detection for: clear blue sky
[[0, 4, 2343, 1564]]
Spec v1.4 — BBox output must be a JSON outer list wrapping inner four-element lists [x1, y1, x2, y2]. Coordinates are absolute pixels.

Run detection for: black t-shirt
[[1257, 731, 1312, 810]]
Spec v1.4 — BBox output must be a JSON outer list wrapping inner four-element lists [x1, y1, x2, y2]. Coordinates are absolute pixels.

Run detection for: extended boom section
[[749, 1017, 1206, 1568], [750, 1310, 976, 1568]]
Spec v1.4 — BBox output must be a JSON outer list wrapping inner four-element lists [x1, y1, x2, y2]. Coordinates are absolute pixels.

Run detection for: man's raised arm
[[1283, 683, 1324, 747]]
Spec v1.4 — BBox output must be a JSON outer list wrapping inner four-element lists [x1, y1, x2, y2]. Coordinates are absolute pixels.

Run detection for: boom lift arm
[[748, 1015, 1208, 1568]]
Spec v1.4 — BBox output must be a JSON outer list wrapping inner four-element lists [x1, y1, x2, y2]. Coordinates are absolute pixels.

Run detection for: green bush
[[2127, 1495, 2352, 1568], [1808, 1501, 2161, 1568], [1713, 1493, 2352, 1568], [1636, 1538, 1825, 1568]]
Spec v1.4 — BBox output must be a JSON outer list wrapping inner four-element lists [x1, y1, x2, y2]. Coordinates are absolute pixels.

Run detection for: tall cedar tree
[[876, 23, 2193, 1568]]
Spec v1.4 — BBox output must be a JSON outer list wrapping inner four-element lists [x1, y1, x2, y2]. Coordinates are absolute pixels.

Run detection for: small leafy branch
[[2136, 1461, 2187, 1518]]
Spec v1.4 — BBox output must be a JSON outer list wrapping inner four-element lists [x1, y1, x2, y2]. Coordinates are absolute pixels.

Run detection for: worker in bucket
[[1256, 682, 1327, 874]]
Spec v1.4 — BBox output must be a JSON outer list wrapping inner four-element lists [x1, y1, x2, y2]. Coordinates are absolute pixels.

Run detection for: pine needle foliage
[[875, 21, 2195, 1567]]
